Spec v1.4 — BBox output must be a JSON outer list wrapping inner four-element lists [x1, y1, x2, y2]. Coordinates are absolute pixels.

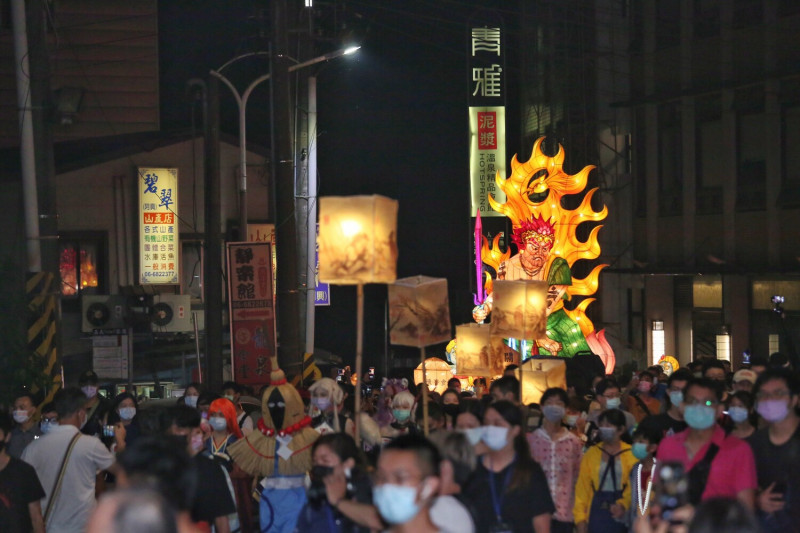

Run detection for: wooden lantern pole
[[421, 345, 429, 436], [354, 283, 364, 447]]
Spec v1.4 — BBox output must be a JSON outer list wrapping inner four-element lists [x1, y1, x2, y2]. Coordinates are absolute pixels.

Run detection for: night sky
[[159, 1, 522, 372]]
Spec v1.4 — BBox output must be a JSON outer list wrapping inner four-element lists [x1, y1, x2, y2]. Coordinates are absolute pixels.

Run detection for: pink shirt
[[528, 427, 583, 522], [656, 425, 757, 501]]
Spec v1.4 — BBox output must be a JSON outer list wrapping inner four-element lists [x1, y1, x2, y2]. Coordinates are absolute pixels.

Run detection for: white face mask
[[184, 395, 199, 408], [13, 410, 30, 424], [118, 407, 136, 421], [460, 426, 485, 446], [481, 425, 510, 451], [81, 386, 98, 399]]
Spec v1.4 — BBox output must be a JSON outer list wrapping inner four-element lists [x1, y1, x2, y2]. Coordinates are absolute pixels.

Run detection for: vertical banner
[[138, 168, 179, 284], [468, 23, 506, 216], [227, 242, 276, 387]]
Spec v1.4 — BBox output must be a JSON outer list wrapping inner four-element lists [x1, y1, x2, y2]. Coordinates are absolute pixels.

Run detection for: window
[[735, 87, 766, 211], [696, 94, 723, 214], [659, 103, 683, 216], [59, 234, 106, 299]]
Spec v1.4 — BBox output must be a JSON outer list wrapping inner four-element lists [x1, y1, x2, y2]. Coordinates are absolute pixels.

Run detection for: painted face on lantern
[[520, 237, 550, 273]]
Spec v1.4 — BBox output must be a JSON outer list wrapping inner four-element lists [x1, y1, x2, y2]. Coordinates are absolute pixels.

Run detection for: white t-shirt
[[22, 424, 115, 533], [430, 495, 475, 533]]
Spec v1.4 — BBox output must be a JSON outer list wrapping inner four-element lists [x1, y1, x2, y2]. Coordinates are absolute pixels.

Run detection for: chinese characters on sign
[[227, 242, 276, 387], [138, 168, 180, 284], [468, 26, 506, 217]]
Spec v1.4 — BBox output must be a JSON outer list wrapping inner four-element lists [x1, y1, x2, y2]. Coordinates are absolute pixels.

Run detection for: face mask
[[728, 406, 750, 424], [13, 410, 30, 424], [542, 404, 566, 423], [757, 400, 790, 423], [631, 442, 650, 460], [669, 391, 684, 407], [312, 397, 331, 411], [184, 395, 199, 408], [684, 404, 716, 430], [224, 395, 235, 403], [461, 426, 485, 446], [190, 433, 205, 453], [637, 381, 653, 393], [605, 397, 621, 410], [118, 407, 136, 421], [209, 416, 228, 431], [598, 427, 617, 443], [40, 420, 58, 434], [392, 409, 411, 423], [442, 404, 460, 419], [481, 425, 510, 451], [81, 386, 98, 399], [373, 484, 422, 524], [564, 415, 579, 427], [310, 465, 335, 482]]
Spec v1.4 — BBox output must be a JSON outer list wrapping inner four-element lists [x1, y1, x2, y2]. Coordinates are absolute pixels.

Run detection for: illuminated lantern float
[[473, 137, 616, 373]]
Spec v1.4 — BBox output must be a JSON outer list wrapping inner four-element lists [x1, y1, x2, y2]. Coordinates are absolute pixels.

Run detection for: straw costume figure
[[228, 356, 318, 533]]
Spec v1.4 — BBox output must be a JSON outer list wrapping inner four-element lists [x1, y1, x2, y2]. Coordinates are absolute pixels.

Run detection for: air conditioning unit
[[151, 294, 192, 333], [82, 295, 128, 333]]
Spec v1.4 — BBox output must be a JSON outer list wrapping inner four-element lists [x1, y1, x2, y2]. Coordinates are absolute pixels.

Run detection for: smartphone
[[657, 462, 689, 521], [103, 425, 115, 438]]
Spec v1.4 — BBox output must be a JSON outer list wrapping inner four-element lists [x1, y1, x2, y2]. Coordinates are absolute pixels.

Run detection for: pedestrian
[[747, 368, 800, 531], [0, 413, 46, 533], [440, 388, 461, 430], [79, 370, 109, 438], [179, 382, 202, 409], [205, 397, 243, 470], [372, 433, 443, 532], [464, 400, 555, 532], [309, 378, 355, 437], [625, 371, 661, 423], [428, 431, 477, 533], [7, 391, 41, 459], [655, 378, 756, 509], [528, 388, 583, 533], [627, 425, 662, 528], [574, 409, 635, 533], [107, 392, 141, 448], [726, 391, 756, 440], [222, 381, 254, 434], [87, 487, 179, 533], [638, 369, 691, 439], [22, 388, 125, 533]]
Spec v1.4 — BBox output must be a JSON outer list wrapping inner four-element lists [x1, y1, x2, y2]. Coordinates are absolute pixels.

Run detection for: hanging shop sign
[[138, 167, 179, 284]]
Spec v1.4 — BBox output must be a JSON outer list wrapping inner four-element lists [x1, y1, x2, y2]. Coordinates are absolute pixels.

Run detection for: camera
[[657, 462, 689, 521]]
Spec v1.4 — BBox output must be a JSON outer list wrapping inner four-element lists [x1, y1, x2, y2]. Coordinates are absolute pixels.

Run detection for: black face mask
[[307, 465, 336, 508], [443, 404, 460, 419]]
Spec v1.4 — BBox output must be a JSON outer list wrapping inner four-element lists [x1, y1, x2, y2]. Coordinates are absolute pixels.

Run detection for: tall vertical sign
[[227, 241, 276, 387], [139, 168, 179, 284], [468, 24, 506, 216]]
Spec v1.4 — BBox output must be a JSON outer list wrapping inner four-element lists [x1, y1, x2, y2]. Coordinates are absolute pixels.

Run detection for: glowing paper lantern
[[516, 357, 567, 406], [389, 276, 451, 347], [455, 323, 493, 377], [490, 280, 548, 340], [318, 195, 398, 285], [317, 194, 399, 445], [413, 357, 454, 394]]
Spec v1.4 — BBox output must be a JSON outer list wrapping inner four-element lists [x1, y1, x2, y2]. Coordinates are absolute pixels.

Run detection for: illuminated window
[[652, 320, 665, 366], [59, 235, 104, 299]]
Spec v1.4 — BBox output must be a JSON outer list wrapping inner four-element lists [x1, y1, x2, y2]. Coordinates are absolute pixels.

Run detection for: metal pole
[[192, 311, 203, 384], [305, 77, 318, 354], [10, 0, 40, 272], [421, 345, 429, 436]]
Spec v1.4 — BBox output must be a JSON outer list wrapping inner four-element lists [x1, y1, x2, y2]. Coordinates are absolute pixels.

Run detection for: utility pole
[[204, 75, 224, 391], [272, 0, 304, 375]]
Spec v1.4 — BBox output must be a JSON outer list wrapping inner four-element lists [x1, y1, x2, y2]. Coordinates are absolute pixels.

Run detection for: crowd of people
[[0, 353, 798, 533]]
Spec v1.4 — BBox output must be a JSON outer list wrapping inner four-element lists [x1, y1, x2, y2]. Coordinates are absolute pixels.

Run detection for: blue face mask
[[373, 484, 422, 524], [684, 404, 716, 430], [40, 420, 58, 435], [605, 397, 621, 410], [728, 406, 749, 424], [461, 427, 485, 446], [668, 391, 683, 407], [392, 409, 411, 423], [631, 442, 650, 460], [312, 397, 331, 411]]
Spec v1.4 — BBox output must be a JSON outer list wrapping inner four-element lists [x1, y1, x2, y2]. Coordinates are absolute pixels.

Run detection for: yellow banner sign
[[138, 168, 179, 284]]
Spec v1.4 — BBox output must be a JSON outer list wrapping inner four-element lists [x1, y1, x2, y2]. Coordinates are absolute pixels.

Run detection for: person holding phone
[[747, 368, 800, 532]]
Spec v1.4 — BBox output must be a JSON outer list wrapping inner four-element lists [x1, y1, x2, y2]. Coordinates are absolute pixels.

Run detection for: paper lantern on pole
[[455, 323, 493, 377], [413, 357, 453, 395], [490, 280, 548, 340], [389, 276, 451, 347], [317, 194, 399, 446], [516, 357, 567, 406], [318, 195, 399, 285]]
